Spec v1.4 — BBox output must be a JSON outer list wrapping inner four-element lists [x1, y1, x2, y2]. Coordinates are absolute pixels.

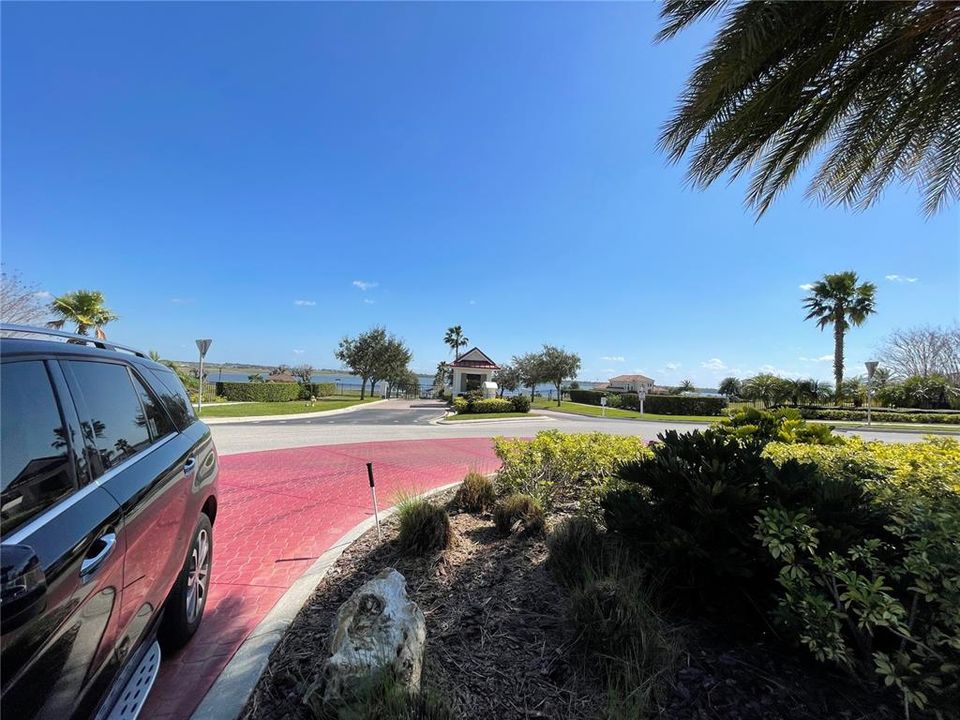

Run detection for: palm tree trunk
[[834, 314, 844, 405]]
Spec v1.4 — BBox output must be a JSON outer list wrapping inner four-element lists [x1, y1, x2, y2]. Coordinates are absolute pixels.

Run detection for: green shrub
[[764, 436, 960, 496], [452, 397, 468, 414], [493, 493, 545, 535], [604, 393, 623, 408], [756, 499, 960, 716], [641, 394, 727, 416], [494, 431, 652, 507], [395, 497, 452, 555], [718, 406, 841, 445], [470, 398, 514, 413], [298, 382, 337, 399], [569, 389, 606, 405], [216, 381, 301, 402], [455, 472, 496, 512], [603, 430, 885, 612], [509, 394, 531, 413], [876, 373, 958, 410], [795, 406, 960, 424]]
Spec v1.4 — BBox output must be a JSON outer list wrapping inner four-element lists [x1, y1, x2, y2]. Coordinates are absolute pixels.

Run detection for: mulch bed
[[242, 490, 904, 720]]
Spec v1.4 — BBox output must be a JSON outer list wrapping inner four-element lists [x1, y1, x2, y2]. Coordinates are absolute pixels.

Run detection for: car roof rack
[[0, 323, 148, 358]]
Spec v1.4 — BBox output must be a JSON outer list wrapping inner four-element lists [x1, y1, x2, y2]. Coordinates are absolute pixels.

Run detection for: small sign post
[[195, 339, 212, 414], [600, 395, 607, 417], [638, 387, 647, 415], [366, 462, 382, 539]]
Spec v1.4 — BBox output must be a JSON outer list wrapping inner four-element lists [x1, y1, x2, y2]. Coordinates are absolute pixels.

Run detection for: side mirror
[[1, 544, 47, 632]]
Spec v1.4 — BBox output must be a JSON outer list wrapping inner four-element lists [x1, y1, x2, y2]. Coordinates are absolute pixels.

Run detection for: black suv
[[0, 326, 219, 720]]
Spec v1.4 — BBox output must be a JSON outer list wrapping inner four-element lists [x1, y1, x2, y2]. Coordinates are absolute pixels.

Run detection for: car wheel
[[160, 513, 213, 651]]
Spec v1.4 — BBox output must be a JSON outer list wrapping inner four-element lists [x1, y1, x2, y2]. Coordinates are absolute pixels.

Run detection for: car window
[[1, 361, 77, 536], [69, 361, 153, 472], [131, 371, 176, 439], [147, 367, 196, 429]]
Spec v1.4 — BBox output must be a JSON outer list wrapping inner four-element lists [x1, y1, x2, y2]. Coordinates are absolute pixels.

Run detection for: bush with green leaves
[[795, 406, 960, 424], [568, 389, 606, 405], [395, 497, 452, 555], [756, 499, 960, 716], [603, 430, 888, 612], [494, 431, 652, 507], [455, 472, 496, 512], [470, 398, 514, 413], [508, 394, 530, 413], [216, 381, 301, 402], [764, 436, 960, 496], [452, 397, 468, 414], [718, 406, 841, 445], [299, 382, 337, 400], [492, 493, 545, 535], [640, 394, 727, 415], [877, 373, 958, 410]]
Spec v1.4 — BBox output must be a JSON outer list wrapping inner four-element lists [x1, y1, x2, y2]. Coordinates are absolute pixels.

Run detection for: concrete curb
[[189, 480, 464, 720], [200, 399, 389, 425]]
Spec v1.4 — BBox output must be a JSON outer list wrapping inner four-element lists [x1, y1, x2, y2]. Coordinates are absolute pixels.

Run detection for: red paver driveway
[[144, 437, 500, 720]]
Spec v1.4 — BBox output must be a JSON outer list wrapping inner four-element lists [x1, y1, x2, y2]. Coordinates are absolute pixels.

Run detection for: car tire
[[159, 513, 213, 651]]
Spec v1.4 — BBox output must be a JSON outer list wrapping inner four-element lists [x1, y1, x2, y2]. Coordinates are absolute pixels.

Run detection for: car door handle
[[183, 457, 197, 475], [80, 532, 117, 580]]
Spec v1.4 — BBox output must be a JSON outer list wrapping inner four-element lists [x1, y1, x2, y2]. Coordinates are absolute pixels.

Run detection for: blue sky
[[3, 2, 957, 384]]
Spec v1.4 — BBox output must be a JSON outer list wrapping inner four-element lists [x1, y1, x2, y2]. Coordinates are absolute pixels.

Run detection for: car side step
[[107, 641, 161, 720]]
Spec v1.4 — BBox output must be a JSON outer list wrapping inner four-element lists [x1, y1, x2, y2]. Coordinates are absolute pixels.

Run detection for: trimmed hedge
[[216, 381, 301, 402], [795, 407, 960, 424], [792, 404, 960, 416], [569, 389, 606, 405], [470, 398, 515, 413], [640, 395, 726, 416], [299, 382, 336, 400], [453, 395, 530, 414]]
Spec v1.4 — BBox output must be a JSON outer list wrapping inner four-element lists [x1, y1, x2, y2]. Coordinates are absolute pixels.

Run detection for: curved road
[[208, 398, 934, 455]]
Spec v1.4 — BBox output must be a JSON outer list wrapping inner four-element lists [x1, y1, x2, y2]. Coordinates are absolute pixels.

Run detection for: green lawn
[[444, 412, 542, 421], [198, 397, 376, 418], [531, 400, 723, 423]]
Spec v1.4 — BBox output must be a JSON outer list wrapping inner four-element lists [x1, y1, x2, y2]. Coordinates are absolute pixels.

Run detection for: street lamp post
[[196, 339, 212, 414], [865, 361, 879, 426]]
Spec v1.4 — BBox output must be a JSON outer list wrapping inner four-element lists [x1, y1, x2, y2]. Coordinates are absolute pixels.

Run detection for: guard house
[[450, 347, 499, 397]]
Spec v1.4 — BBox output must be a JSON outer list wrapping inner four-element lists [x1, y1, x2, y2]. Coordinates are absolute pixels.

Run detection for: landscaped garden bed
[[243, 415, 959, 720]]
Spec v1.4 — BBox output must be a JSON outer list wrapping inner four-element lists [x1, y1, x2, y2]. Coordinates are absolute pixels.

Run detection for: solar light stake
[[366, 462, 381, 539]]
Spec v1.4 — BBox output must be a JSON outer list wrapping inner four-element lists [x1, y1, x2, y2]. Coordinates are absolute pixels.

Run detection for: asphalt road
[[206, 399, 935, 455]]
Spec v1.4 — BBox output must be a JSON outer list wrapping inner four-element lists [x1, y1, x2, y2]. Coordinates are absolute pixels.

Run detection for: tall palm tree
[[658, 1, 960, 218], [47, 290, 118, 339], [803, 272, 877, 403], [443, 325, 469, 360]]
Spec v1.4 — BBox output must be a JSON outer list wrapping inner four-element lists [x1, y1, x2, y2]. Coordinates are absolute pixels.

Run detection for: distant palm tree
[[803, 272, 877, 404], [808, 379, 833, 404], [47, 290, 118, 339], [148, 350, 162, 362], [658, 1, 960, 218], [443, 325, 469, 360]]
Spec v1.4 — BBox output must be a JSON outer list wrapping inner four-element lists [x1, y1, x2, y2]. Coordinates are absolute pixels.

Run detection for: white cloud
[[664, 362, 681, 371], [293, 299, 316, 306], [701, 358, 727, 371], [33, 290, 52, 300], [799, 283, 815, 291], [352, 280, 378, 291], [759, 364, 803, 378], [363, 298, 375, 304], [292, 349, 304, 355], [885, 274, 918, 283], [799, 354, 833, 362], [468, 299, 477, 305], [601, 355, 625, 362], [170, 297, 193, 305]]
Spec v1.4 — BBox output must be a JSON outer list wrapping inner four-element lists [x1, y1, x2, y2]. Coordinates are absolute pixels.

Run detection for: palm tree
[[47, 290, 118, 339], [803, 272, 877, 404], [658, 1, 960, 218], [443, 325, 469, 360]]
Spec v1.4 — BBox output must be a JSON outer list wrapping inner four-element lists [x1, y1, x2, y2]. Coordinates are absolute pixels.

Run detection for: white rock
[[315, 568, 426, 706]]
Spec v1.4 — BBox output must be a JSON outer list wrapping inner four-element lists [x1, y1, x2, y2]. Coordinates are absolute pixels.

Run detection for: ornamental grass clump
[[493, 493, 544, 536], [395, 495, 452, 556], [455, 471, 496, 513]]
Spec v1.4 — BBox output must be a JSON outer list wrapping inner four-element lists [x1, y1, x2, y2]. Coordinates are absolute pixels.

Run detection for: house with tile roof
[[449, 347, 500, 396]]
